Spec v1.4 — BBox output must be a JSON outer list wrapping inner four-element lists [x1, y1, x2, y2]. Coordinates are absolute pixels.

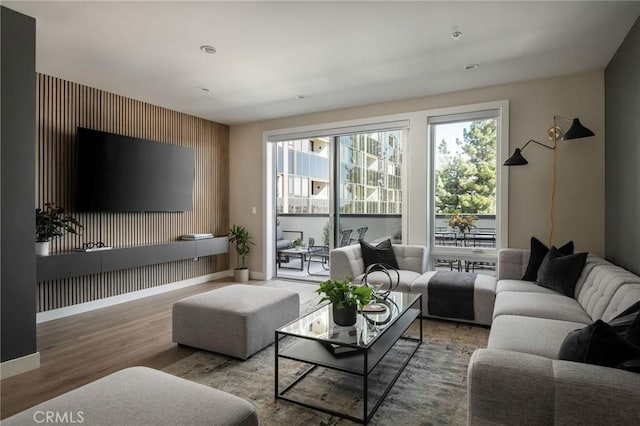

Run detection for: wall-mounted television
[[75, 127, 195, 212]]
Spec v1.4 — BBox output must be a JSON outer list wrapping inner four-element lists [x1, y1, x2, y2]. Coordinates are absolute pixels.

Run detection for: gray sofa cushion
[[3, 367, 259, 426], [496, 279, 559, 295], [468, 349, 640, 426], [354, 269, 421, 292], [575, 255, 640, 321], [330, 244, 427, 283], [493, 291, 592, 323], [488, 315, 589, 359]]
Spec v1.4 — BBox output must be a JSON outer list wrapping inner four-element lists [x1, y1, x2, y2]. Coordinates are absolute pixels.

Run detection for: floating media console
[[36, 237, 228, 282]]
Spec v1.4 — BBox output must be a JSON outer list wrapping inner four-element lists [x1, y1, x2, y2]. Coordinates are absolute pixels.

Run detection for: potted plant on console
[[316, 277, 373, 326], [228, 224, 254, 282], [35, 202, 83, 256]]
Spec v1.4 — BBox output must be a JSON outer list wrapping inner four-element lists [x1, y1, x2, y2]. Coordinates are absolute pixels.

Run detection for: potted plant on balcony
[[228, 224, 254, 282], [316, 277, 373, 326], [448, 211, 476, 234], [35, 202, 83, 256]]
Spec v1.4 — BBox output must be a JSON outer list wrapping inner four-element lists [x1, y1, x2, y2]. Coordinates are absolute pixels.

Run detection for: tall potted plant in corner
[[316, 277, 373, 326], [228, 224, 254, 282], [35, 202, 83, 256]]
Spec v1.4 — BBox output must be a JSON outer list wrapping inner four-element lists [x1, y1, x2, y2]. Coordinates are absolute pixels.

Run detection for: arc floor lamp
[[504, 116, 595, 246]]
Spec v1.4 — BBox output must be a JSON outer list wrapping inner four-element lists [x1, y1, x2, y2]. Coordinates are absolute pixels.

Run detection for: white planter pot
[[36, 241, 50, 256], [234, 268, 249, 282]]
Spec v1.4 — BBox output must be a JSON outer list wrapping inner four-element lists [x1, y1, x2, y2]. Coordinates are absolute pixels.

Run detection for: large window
[[429, 106, 506, 273]]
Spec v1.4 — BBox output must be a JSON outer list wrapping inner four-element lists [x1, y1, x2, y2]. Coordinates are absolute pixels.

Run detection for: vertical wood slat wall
[[35, 74, 229, 312]]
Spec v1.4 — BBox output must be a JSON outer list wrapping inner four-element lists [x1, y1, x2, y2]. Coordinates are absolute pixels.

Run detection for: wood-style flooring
[[0, 279, 236, 419]]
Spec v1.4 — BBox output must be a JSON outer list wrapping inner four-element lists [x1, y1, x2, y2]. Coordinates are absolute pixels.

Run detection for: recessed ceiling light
[[464, 64, 479, 71], [451, 31, 462, 40], [199, 45, 217, 54]]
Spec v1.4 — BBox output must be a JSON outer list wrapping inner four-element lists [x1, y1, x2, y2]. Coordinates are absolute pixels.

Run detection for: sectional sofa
[[468, 249, 640, 425], [330, 243, 497, 325]]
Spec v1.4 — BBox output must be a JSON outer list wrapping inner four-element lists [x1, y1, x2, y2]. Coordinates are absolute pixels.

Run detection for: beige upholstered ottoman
[[173, 284, 300, 359], [3, 367, 258, 426]]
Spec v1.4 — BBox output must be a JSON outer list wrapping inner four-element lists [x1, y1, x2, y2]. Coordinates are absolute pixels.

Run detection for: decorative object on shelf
[[316, 277, 373, 326], [228, 224, 254, 282], [180, 233, 214, 240], [504, 115, 595, 246], [35, 202, 83, 256], [447, 211, 476, 234], [73, 241, 113, 252], [320, 341, 360, 357]]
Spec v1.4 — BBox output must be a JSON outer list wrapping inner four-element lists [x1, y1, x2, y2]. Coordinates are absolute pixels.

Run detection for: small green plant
[[292, 238, 303, 248], [36, 202, 83, 242], [316, 277, 373, 309], [228, 224, 254, 269], [322, 221, 330, 246]]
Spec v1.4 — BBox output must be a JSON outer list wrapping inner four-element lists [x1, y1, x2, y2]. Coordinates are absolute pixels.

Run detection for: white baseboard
[[36, 270, 234, 324], [0, 352, 41, 379]]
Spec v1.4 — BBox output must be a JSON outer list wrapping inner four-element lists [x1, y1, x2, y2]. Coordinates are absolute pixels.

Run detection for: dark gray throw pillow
[[360, 239, 399, 271], [609, 301, 640, 341], [522, 237, 574, 281], [558, 320, 640, 372], [536, 247, 587, 297]]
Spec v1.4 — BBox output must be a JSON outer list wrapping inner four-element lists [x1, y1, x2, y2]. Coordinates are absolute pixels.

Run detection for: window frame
[[426, 101, 509, 269]]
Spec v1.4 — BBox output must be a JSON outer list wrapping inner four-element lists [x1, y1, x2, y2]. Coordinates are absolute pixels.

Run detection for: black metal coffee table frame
[[274, 292, 422, 424]]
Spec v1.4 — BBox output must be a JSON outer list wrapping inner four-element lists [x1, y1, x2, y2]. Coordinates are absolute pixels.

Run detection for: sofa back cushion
[[393, 245, 427, 274], [497, 249, 531, 280], [575, 254, 640, 321]]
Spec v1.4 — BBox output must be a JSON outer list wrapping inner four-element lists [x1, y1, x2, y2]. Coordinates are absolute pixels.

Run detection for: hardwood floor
[[1, 279, 237, 419]]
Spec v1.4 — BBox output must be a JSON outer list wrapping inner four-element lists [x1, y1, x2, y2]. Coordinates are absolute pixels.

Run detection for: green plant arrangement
[[36, 202, 83, 242], [316, 277, 373, 309], [448, 211, 476, 233], [292, 238, 303, 248], [316, 277, 373, 326], [228, 224, 254, 270], [322, 221, 330, 246]]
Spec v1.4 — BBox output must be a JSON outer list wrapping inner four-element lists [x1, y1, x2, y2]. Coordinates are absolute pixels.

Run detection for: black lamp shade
[[504, 148, 528, 166], [562, 118, 595, 140]]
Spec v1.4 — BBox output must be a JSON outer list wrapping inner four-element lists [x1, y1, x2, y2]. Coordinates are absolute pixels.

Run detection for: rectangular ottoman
[[410, 271, 497, 326], [173, 284, 300, 359], [3, 367, 258, 426]]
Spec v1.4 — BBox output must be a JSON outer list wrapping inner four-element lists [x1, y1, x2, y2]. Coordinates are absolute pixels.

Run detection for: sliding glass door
[[272, 127, 405, 281]]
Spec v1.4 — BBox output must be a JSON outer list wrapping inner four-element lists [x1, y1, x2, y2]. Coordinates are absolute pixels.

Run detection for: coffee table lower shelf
[[275, 306, 422, 424]]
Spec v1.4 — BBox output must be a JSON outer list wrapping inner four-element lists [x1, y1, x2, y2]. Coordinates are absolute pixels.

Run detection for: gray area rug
[[163, 295, 489, 425]]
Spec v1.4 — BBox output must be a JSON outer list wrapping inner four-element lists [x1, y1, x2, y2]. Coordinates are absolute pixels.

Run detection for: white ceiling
[[6, 1, 640, 125]]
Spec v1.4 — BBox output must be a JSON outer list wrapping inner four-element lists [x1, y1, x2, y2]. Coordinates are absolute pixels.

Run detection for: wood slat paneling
[[35, 74, 229, 312]]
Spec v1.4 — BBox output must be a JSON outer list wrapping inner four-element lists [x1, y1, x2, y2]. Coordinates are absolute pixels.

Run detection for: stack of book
[[180, 233, 214, 240]]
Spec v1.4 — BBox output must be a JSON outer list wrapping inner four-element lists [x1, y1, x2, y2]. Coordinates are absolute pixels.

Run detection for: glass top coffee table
[[275, 291, 422, 424]]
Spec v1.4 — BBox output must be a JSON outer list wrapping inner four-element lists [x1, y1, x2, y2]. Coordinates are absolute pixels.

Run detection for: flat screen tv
[[75, 127, 195, 212]]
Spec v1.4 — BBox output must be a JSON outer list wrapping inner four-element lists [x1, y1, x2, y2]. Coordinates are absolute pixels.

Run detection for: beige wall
[[230, 71, 605, 277]]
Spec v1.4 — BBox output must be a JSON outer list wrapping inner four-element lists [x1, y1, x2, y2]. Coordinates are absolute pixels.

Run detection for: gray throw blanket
[[428, 271, 476, 320]]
